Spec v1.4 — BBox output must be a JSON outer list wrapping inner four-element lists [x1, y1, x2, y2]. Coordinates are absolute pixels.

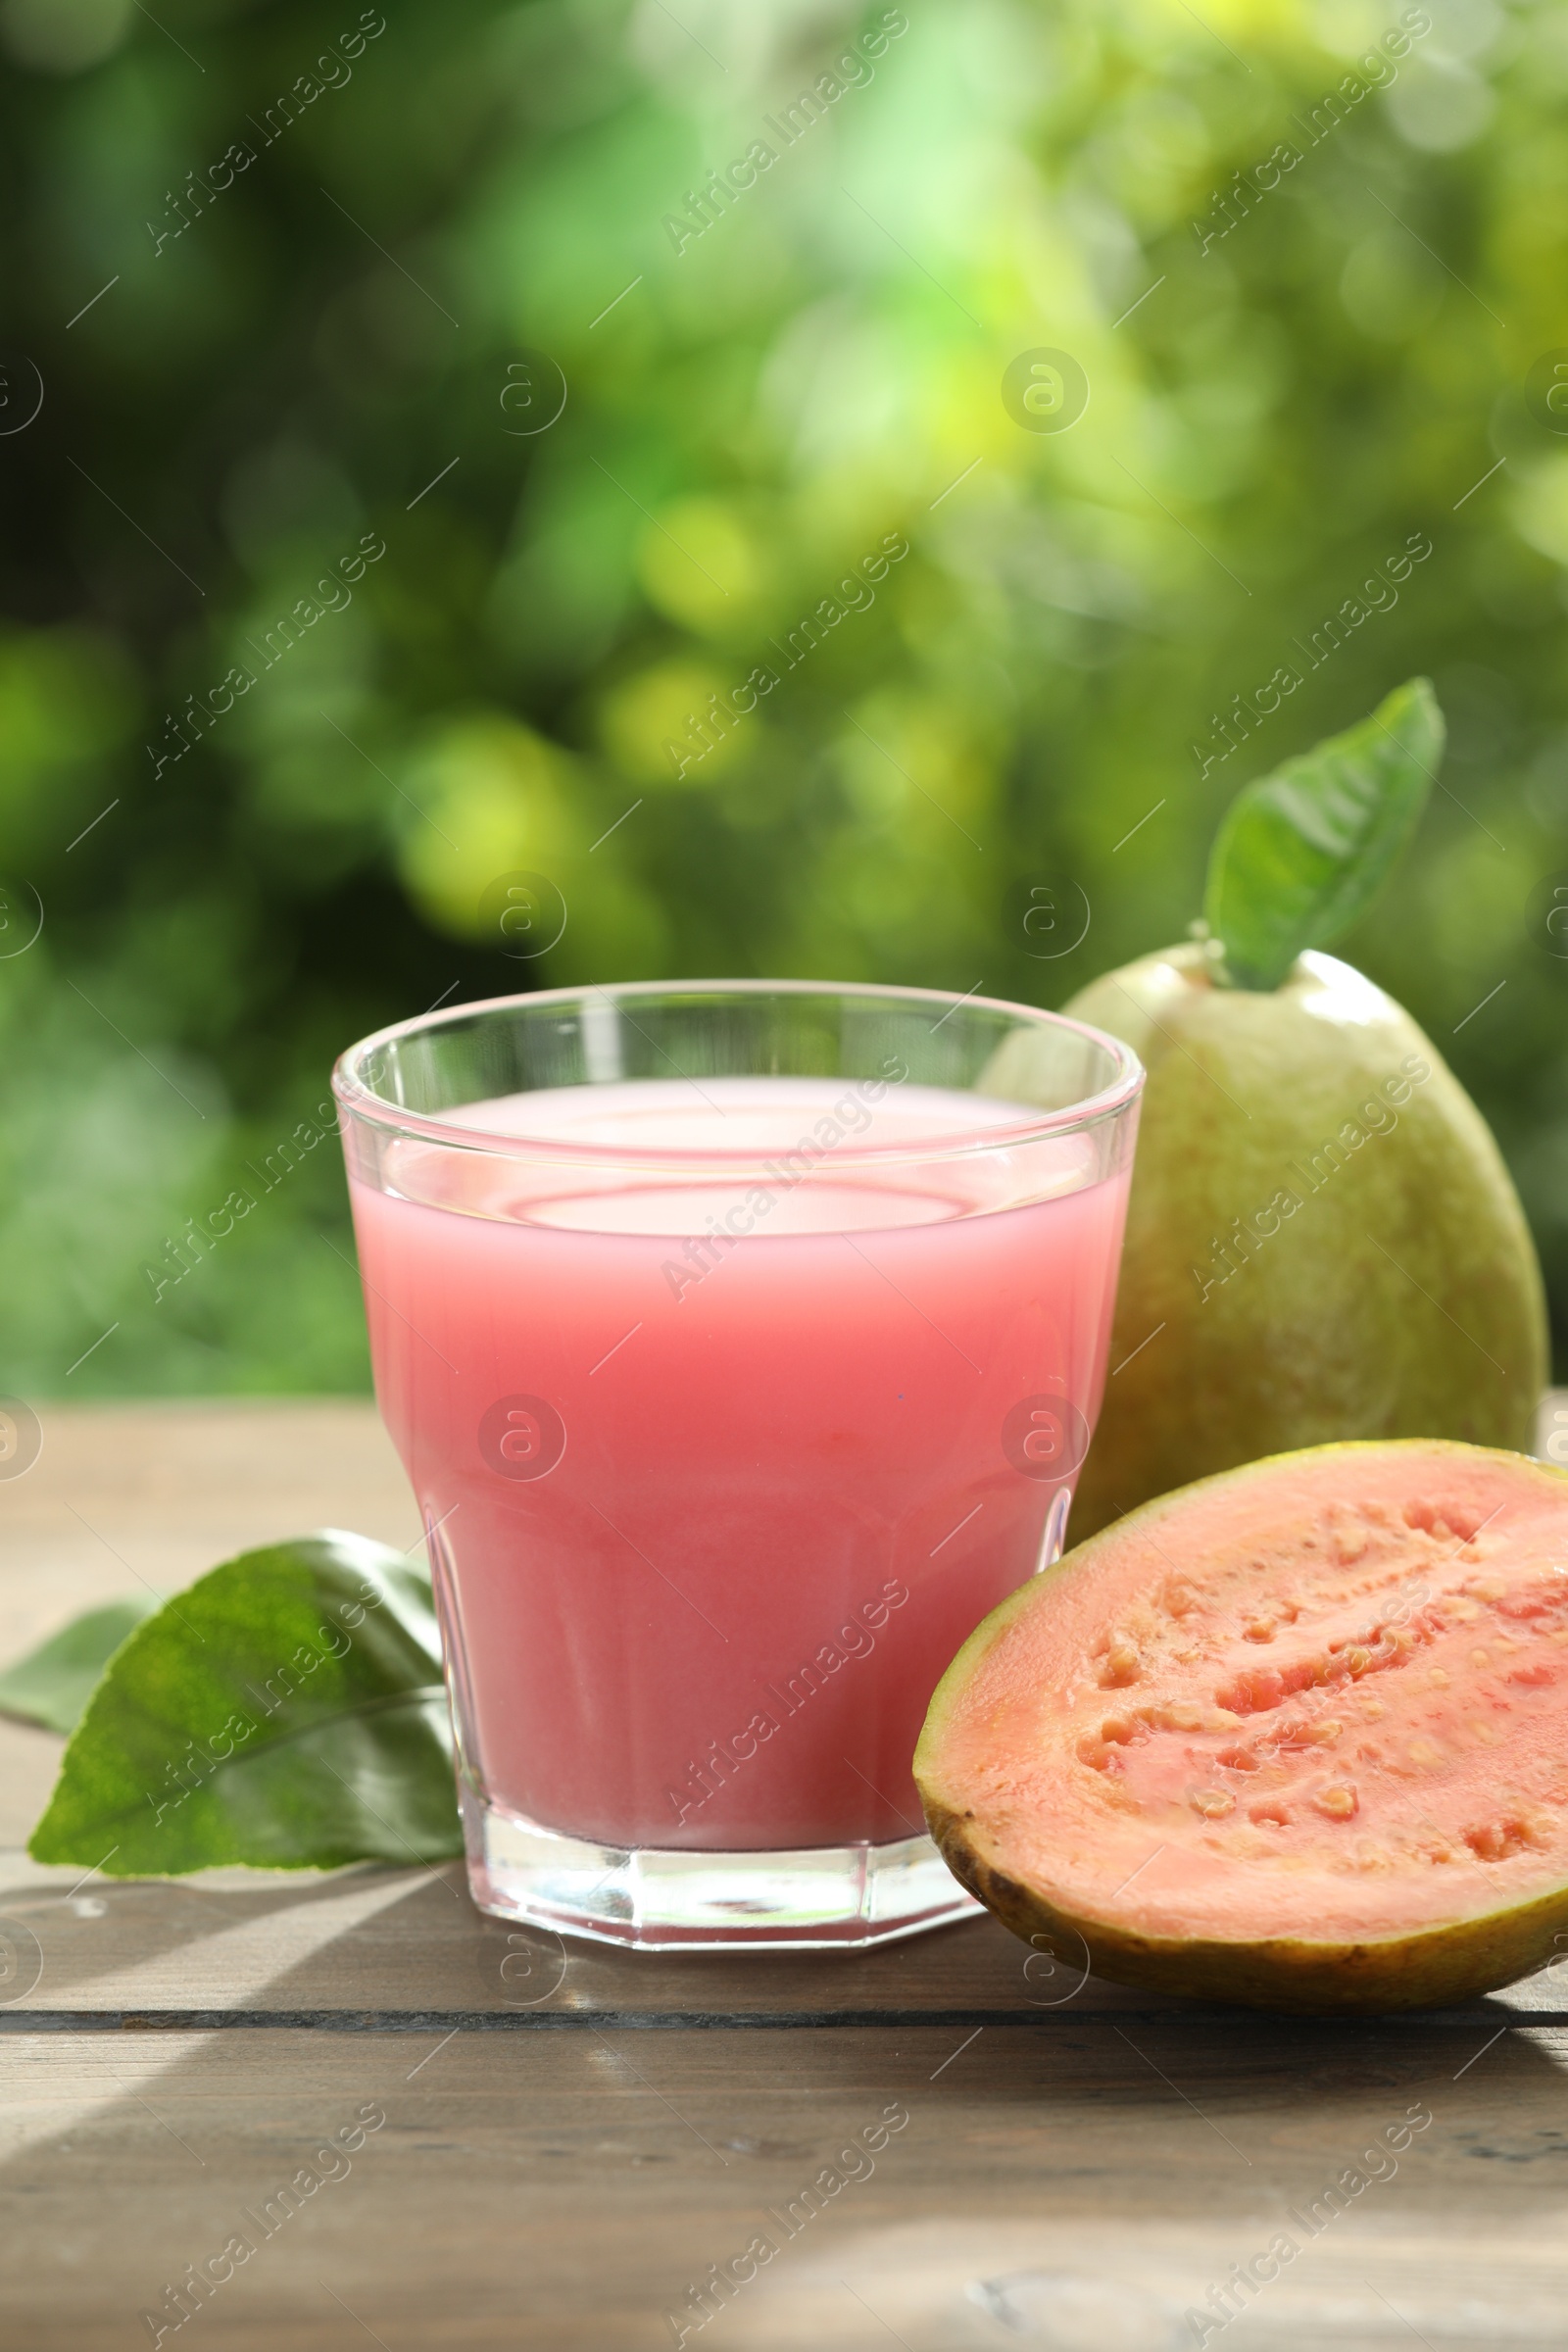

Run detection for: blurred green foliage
[[3, 0, 1566, 1396]]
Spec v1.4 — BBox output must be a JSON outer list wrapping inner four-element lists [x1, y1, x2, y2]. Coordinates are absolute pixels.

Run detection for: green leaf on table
[[0, 1594, 161, 1736], [28, 1531, 463, 1876], [1202, 676, 1444, 991]]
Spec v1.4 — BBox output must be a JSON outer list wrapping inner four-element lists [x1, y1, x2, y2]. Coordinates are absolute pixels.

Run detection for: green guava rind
[[915, 1440, 1568, 2014], [1062, 947, 1547, 1539], [927, 1798, 1568, 2013]]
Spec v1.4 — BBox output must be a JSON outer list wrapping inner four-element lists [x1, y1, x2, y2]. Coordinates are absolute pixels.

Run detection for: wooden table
[[3, 1401, 1566, 2349]]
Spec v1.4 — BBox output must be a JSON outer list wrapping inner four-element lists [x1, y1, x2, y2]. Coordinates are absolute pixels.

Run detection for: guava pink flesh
[[937, 1448, 1568, 1946]]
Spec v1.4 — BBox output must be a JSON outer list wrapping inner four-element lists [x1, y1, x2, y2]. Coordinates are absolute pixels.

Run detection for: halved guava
[[915, 1440, 1568, 2012]]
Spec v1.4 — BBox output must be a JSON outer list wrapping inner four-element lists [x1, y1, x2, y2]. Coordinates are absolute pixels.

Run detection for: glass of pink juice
[[333, 982, 1142, 1948]]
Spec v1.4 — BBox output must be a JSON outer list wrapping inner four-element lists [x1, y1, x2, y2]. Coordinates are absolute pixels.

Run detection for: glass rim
[[330, 978, 1144, 1167]]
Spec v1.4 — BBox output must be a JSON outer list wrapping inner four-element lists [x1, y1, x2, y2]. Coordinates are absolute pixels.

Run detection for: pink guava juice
[[345, 1070, 1135, 1853]]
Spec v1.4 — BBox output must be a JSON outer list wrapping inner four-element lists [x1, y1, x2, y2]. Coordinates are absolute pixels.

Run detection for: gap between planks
[[0, 2006, 1559, 2034]]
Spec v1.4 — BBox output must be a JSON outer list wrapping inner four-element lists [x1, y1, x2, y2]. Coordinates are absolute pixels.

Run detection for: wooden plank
[[0, 1848, 1167, 2019], [3, 1848, 1565, 2026], [5, 1394, 1561, 1704], [5, 1395, 1560, 1665], [1, 2019, 1564, 2347], [4, 1398, 1568, 2026]]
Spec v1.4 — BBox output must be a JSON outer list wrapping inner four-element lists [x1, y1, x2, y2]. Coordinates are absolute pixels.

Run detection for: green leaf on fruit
[[0, 1595, 161, 1737], [28, 1531, 464, 1877], [1203, 677, 1444, 992]]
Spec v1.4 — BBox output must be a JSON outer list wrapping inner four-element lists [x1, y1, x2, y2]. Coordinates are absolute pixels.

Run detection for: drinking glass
[[333, 981, 1142, 1948]]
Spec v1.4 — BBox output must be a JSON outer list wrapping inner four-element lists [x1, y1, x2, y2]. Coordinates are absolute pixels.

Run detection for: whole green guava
[[1064, 944, 1547, 1537]]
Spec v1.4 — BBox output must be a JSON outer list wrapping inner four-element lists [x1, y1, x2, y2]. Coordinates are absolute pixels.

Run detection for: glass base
[[461, 1785, 982, 1950]]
